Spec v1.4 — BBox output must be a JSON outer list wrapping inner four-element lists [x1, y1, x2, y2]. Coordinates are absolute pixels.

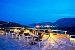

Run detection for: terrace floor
[[0, 33, 75, 50]]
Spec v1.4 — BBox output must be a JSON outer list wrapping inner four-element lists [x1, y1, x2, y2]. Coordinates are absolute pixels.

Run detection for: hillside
[[0, 21, 28, 28], [54, 18, 75, 27], [53, 18, 75, 35], [30, 18, 75, 27]]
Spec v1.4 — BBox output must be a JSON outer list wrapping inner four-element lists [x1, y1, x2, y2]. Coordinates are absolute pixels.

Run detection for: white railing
[[70, 35, 75, 37], [70, 35, 75, 41]]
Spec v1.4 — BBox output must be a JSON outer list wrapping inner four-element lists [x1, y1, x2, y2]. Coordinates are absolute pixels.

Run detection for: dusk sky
[[0, 0, 75, 25]]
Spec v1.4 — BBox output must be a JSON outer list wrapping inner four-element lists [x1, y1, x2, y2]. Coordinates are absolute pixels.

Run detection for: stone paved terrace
[[0, 32, 75, 50]]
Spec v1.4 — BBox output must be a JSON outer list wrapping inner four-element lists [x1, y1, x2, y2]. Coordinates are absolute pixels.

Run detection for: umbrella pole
[[32, 34, 34, 46], [8, 32, 10, 35], [32, 30, 34, 46], [38, 36, 40, 48], [1, 31, 4, 35], [12, 33, 14, 38], [6, 32, 8, 36], [16, 33, 18, 38], [23, 33, 25, 40], [19, 35, 21, 40]]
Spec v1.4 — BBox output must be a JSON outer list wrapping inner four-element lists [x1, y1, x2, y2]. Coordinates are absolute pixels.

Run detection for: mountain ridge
[[30, 18, 75, 27]]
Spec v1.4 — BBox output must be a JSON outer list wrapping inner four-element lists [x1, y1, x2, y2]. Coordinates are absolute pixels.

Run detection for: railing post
[[65, 31, 67, 34]]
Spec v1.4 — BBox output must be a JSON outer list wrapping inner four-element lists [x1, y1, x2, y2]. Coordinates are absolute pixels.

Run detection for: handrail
[[70, 35, 75, 38], [70, 35, 75, 41]]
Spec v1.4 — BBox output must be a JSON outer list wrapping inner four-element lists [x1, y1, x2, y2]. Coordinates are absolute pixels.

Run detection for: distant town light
[[36, 25, 40, 28], [44, 25, 50, 27]]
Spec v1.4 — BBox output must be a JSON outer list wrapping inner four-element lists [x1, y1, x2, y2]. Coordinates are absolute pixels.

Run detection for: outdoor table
[[25, 35, 32, 44], [33, 35, 42, 47]]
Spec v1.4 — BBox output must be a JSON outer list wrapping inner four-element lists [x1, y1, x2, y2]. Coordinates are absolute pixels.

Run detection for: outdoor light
[[24, 30, 30, 33], [14, 29, 20, 33], [44, 25, 51, 28]]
